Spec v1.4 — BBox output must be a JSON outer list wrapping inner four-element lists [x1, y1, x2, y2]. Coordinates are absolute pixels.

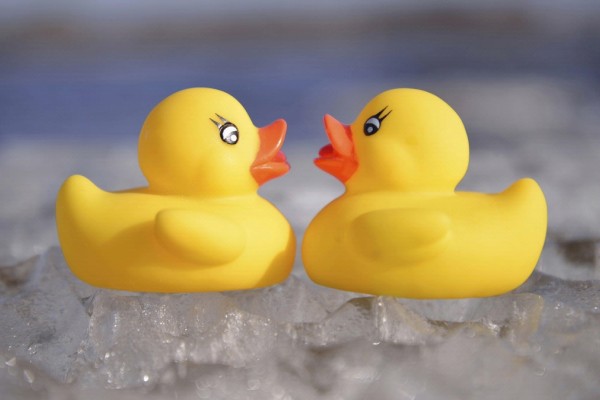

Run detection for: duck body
[[302, 88, 547, 298], [303, 179, 546, 298], [57, 176, 295, 292], [56, 88, 295, 292]]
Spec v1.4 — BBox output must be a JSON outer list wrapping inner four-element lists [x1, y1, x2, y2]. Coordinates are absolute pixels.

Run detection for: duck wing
[[154, 209, 245, 265], [349, 208, 452, 264]]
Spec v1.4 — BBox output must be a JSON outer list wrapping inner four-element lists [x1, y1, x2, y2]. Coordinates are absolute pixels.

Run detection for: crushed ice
[[1, 247, 599, 399]]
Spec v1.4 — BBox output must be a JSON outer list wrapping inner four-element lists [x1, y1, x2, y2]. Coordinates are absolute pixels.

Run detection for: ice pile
[[1, 246, 599, 399]]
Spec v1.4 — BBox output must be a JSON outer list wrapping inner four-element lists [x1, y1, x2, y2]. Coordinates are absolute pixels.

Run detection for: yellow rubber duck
[[302, 88, 547, 299], [56, 88, 295, 292]]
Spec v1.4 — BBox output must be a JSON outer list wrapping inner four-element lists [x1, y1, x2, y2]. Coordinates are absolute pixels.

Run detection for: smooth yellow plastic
[[56, 88, 295, 292], [302, 88, 547, 299]]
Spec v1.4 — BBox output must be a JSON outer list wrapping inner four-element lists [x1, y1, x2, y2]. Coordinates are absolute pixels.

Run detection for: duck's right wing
[[154, 209, 245, 266], [349, 208, 452, 264]]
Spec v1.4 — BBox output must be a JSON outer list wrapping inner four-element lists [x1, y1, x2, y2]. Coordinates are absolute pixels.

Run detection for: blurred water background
[[2, 1, 600, 144]]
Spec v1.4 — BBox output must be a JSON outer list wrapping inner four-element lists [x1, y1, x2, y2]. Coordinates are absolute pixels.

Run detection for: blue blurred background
[[2, 1, 599, 143], [0, 1, 599, 269]]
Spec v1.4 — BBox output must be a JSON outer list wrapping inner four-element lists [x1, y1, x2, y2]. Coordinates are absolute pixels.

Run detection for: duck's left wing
[[154, 209, 245, 265]]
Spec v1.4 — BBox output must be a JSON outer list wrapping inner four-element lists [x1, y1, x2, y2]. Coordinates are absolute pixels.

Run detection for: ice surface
[[0, 248, 599, 399]]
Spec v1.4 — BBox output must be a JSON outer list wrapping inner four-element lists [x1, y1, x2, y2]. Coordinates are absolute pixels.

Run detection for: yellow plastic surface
[[56, 88, 295, 292], [303, 88, 547, 299]]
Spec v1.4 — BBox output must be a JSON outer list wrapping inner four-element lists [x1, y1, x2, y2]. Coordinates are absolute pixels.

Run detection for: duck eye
[[210, 114, 239, 145], [364, 117, 380, 136], [363, 107, 392, 136], [220, 123, 239, 145]]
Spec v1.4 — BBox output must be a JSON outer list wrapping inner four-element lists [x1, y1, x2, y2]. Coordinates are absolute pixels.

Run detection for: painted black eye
[[364, 117, 380, 135], [363, 107, 392, 136], [210, 113, 239, 145], [220, 123, 239, 145]]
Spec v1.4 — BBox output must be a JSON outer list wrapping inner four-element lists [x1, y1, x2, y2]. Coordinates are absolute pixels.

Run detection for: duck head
[[316, 88, 469, 194], [138, 88, 289, 196]]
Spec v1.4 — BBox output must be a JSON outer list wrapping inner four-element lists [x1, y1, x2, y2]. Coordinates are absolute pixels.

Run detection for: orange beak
[[314, 114, 358, 182], [251, 119, 290, 186]]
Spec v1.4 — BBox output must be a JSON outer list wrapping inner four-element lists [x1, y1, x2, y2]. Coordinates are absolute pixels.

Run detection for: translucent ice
[[1, 248, 599, 399]]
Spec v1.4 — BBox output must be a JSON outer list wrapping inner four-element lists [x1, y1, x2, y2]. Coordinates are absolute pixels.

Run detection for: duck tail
[[503, 178, 546, 210], [502, 177, 548, 245], [56, 175, 102, 236]]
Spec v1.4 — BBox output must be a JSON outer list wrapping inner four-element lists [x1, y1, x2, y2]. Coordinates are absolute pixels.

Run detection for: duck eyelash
[[374, 106, 392, 121], [209, 113, 230, 128]]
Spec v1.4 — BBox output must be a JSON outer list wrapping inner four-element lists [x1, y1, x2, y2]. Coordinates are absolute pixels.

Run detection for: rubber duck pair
[[56, 88, 547, 298]]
